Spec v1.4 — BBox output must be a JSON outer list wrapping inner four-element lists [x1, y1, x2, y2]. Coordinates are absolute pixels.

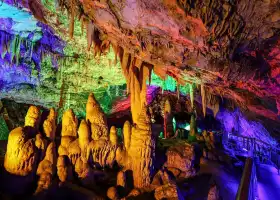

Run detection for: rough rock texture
[[4, 126, 38, 176], [61, 109, 78, 137], [52, 0, 280, 138], [127, 107, 155, 188], [35, 142, 57, 194], [74, 157, 95, 186], [87, 138, 117, 168], [164, 99, 173, 138], [207, 184, 220, 200], [109, 126, 117, 145], [43, 108, 57, 140], [107, 186, 119, 200], [57, 155, 73, 183], [164, 143, 197, 178], [86, 93, 108, 138], [24, 106, 40, 130], [117, 171, 126, 188], [154, 183, 184, 200]]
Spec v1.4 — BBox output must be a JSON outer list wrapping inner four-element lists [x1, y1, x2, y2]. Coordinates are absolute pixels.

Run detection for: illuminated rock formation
[[109, 126, 118, 146], [87, 138, 117, 168], [207, 184, 220, 200], [127, 106, 155, 188], [35, 142, 57, 194], [154, 183, 183, 200], [43, 108, 57, 140], [163, 99, 173, 138], [35, 133, 47, 160], [68, 139, 81, 165], [189, 114, 197, 141], [116, 170, 126, 188], [24, 106, 40, 130], [86, 93, 108, 138], [74, 157, 95, 186], [78, 119, 91, 158], [4, 127, 38, 176], [164, 144, 197, 178], [61, 109, 78, 137], [57, 155, 73, 183], [123, 120, 131, 150], [107, 186, 119, 200]]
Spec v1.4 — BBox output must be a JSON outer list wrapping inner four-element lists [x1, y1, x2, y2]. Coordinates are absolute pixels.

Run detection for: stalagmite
[[201, 84, 207, 117], [117, 170, 126, 188], [86, 93, 108, 138], [35, 142, 57, 194], [4, 127, 38, 176], [24, 106, 40, 130], [123, 120, 131, 150], [127, 106, 155, 188], [109, 126, 118, 145], [78, 119, 91, 158], [129, 62, 142, 124], [43, 108, 57, 140], [163, 99, 173, 138], [61, 109, 78, 137], [74, 157, 95, 186], [57, 155, 73, 183], [189, 114, 197, 142]]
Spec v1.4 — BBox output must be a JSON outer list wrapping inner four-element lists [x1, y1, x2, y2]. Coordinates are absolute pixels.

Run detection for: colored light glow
[[216, 109, 277, 147], [0, 2, 42, 40]]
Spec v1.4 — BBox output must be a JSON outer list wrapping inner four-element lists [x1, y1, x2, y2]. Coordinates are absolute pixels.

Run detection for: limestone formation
[[57, 155, 73, 183], [127, 106, 155, 188], [61, 109, 78, 137], [189, 114, 197, 141], [123, 121, 131, 150], [164, 143, 197, 178], [35, 133, 47, 160], [68, 139, 81, 165], [117, 171, 126, 188], [86, 93, 108, 138], [154, 183, 184, 200], [109, 126, 118, 146], [24, 106, 40, 130], [163, 99, 173, 138], [74, 157, 95, 186], [207, 184, 220, 200], [107, 186, 119, 200], [4, 127, 38, 176], [78, 119, 91, 158], [87, 138, 117, 168], [35, 143, 57, 194], [43, 108, 57, 140], [91, 123, 105, 140]]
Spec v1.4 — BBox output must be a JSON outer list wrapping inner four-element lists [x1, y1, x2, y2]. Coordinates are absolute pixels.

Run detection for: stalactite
[[129, 60, 142, 124], [189, 83, 194, 110], [201, 84, 206, 117], [177, 83, 180, 99], [86, 22, 94, 51], [69, 9, 75, 39], [111, 43, 118, 65], [121, 50, 130, 93]]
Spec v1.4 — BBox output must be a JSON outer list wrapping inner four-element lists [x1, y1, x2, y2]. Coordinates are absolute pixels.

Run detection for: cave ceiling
[[0, 0, 279, 132]]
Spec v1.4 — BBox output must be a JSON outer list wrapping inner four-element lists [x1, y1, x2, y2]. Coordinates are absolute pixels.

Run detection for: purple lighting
[[216, 109, 277, 147]]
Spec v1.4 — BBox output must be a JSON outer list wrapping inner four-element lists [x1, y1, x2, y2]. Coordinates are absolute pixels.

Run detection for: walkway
[[256, 164, 280, 200]]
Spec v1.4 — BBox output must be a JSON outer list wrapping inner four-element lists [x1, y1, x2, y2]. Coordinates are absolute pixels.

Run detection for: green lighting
[[0, 116, 9, 140]]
